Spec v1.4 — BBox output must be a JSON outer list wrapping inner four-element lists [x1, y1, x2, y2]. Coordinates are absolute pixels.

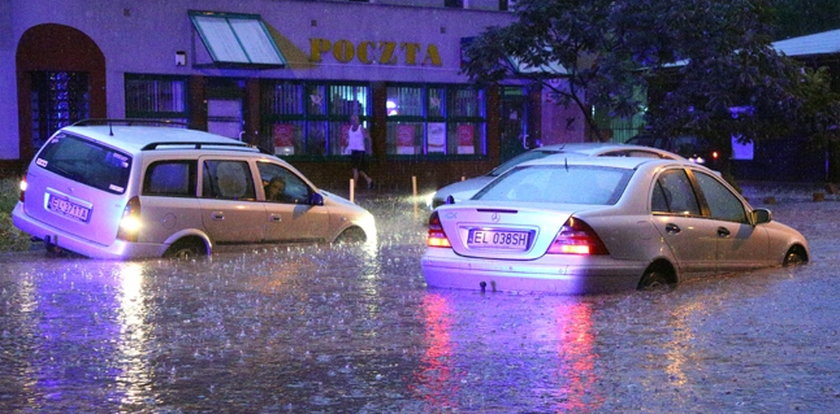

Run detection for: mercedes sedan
[[421, 156, 809, 294]]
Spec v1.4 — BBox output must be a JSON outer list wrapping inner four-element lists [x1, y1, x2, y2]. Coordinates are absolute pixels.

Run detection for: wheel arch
[[163, 229, 213, 256]]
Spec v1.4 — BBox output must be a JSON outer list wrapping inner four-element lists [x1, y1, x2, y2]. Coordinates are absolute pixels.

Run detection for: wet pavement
[[1, 185, 839, 413]]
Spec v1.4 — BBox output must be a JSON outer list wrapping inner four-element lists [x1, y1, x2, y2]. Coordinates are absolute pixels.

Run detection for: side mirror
[[445, 195, 455, 205], [752, 208, 772, 225], [309, 192, 324, 206]]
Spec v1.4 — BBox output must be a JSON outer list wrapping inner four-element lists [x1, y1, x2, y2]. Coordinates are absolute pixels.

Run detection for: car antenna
[[564, 157, 568, 172], [108, 121, 114, 136]]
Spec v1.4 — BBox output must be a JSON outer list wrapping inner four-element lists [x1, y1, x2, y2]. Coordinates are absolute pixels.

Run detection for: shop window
[[125, 74, 189, 124], [386, 84, 485, 156], [262, 80, 369, 157]]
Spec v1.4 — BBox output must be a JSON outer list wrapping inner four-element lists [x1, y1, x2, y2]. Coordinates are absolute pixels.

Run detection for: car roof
[[59, 125, 251, 154], [535, 142, 685, 159], [519, 153, 688, 170]]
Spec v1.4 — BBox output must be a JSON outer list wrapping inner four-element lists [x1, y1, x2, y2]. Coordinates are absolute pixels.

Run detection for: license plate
[[466, 228, 530, 250], [47, 193, 92, 223]]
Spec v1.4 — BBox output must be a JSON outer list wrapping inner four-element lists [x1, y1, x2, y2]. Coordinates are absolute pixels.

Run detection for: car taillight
[[712, 151, 719, 160], [19, 175, 27, 202], [547, 217, 608, 255], [117, 196, 142, 242], [427, 211, 451, 248]]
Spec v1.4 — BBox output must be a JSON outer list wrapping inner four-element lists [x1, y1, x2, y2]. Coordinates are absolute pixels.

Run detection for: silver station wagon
[[422, 155, 809, 294], [13, 120, 375, 259]]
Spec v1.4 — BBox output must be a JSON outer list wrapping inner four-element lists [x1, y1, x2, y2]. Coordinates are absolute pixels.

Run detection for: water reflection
[[411, 292, 604, 412], [10, 261, 155, 411]]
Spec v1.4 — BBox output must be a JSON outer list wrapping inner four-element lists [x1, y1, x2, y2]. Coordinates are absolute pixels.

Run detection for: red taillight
[[19, 174, 27, 202], [712, 151, 719, 159], [427, 211, 451, 248], [547, 217, 608, 255], [117, 196, 142, 242]]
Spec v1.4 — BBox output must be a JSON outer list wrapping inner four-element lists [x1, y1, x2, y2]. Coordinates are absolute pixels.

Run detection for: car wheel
[[638, 269, 673, 291], [165, 239, 205, 259], [783, 247, 807, 267], [334, 227, 366, 244]]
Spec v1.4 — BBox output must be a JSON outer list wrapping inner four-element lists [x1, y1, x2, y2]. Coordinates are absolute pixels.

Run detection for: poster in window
[[427, 122, 446, 153], [397, 124, 416, 154], [273, 124, 295, 155], [456, 124, 475, 154]]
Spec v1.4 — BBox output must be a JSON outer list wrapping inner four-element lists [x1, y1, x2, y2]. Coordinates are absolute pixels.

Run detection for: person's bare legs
[[353, 168, 373, 189]]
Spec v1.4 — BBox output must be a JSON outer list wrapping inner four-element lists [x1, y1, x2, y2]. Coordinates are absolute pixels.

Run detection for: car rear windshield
[[35, 133, 132, 194], [474, 165, 633, 205]]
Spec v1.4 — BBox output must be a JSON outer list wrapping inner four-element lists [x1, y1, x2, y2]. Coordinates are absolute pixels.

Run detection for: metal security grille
[[31, 71, 90, 150]]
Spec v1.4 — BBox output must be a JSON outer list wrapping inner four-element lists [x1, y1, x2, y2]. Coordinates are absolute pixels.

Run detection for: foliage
[[0, 177, 31, 251], [462, 0, 840, 158]]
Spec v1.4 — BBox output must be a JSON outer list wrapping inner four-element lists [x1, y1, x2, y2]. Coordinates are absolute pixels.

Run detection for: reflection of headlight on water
[[400, 191, 437, 209]]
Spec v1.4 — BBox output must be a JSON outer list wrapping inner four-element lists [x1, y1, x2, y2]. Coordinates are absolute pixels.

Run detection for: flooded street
[[1, 188, 839, 413]]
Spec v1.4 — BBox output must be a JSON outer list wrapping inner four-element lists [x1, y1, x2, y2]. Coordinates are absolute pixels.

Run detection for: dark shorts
[[350, 150, 368, 171]]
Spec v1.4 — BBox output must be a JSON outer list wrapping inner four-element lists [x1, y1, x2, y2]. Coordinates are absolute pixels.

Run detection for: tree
[[462, 0, 840, 179]]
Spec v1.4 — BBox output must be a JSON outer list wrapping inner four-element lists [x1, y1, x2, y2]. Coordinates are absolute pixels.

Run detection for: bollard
[[349, 178, 355, 203], [412, 175, 418, 217]]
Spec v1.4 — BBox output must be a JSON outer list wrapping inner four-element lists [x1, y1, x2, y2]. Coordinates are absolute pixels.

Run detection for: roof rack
[[71, 118, 190, 127], [141, 141, 252, 151]]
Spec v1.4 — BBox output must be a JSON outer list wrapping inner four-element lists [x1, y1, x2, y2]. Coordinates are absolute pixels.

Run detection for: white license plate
[[47, 194, 92, 223], [466, 229, 530, 250]]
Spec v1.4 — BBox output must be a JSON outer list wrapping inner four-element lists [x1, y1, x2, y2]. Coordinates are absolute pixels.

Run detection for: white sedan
[[421, 156, 809, 294]]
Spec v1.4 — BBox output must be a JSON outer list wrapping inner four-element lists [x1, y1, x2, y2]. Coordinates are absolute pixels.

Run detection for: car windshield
[[488, 149, 559, 177], [474, 164, 633, 205], [36, 133, 133, 194]]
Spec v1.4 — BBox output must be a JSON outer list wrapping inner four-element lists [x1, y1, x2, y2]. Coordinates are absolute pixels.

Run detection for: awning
[[189, 11, 286, 68]]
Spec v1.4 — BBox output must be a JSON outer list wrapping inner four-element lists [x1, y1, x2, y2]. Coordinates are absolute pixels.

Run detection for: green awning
[[189, 11, 286, 68]]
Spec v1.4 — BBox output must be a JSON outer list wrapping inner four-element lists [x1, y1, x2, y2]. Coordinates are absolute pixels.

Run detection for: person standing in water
[[344, 114, 374, 189]]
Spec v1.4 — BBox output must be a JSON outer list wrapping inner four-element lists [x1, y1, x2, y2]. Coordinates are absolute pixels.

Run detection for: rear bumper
[[421, 248, 646, 294], [12, 203, 166, 260]]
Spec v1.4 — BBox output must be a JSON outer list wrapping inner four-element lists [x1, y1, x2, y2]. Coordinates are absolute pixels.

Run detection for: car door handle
[[269, 214, 282, 223], [717, 227, 731, 238], [665, 223, 681, 234], [211, 211, 225, 221]]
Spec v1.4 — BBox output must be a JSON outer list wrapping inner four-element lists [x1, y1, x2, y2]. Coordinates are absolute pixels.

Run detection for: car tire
[[638, 269, 673, 291], [334, 227, 366, 244], [165, 239, 205, 259], [783, 247, 807, 267]]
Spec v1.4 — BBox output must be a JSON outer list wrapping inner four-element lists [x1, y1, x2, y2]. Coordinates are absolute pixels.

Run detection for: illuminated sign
[[309, 38, 442, 67]]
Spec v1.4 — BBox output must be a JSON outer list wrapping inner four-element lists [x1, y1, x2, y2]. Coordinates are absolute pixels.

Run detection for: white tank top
[[347, 125, 365, 151]]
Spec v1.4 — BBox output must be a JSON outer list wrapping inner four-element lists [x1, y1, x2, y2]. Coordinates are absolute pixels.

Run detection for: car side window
[[651, 169, 701, 215], [257, 162, 311, 204], [143, 160, 196, 197], [694, 172, 748, 223], [201, 160, 256, 200]]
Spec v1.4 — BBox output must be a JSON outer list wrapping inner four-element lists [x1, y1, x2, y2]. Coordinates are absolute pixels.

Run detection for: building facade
[[1, 0, 591, 191]]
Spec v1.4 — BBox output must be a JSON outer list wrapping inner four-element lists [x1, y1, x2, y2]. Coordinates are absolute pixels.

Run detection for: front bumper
[[421, 248, 646, 294]]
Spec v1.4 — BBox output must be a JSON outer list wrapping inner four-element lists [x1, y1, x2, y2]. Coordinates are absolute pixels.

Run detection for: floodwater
[[1, 188, 838, 413]]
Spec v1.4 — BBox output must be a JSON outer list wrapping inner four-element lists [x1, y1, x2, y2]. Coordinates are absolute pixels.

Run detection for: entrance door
[[30, 71, 91, 149], [206, 78, 245, 140]]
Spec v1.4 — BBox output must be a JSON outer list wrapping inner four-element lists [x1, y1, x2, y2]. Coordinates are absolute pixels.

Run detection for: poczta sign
[[309, 38, 442, 66]]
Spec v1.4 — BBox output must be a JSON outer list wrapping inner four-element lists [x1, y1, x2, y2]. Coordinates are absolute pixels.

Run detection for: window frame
[[261, 79, 371, 160], [385, 83, 487, 159], [125, 74, 190, 123]]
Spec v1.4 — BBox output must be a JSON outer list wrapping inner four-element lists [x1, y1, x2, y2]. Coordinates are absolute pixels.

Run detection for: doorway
[[206, 78, 245, 140]]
